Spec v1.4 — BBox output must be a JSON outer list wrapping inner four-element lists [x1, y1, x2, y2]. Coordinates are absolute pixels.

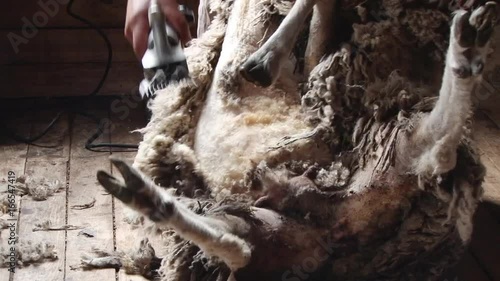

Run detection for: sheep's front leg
[[239, 0, 318, 87], [96, 158, 252, 271], [399, 3, 498, 175]]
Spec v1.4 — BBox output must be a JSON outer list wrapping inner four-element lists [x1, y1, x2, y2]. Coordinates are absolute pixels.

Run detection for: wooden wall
[[0, 0, 198, 98]]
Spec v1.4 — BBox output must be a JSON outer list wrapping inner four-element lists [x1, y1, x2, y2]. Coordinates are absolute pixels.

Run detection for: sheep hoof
[[239, 49, 281, 87], [470, 2, 498, 47], [97, 157, 175, 223], [451, 3, 498, 78]]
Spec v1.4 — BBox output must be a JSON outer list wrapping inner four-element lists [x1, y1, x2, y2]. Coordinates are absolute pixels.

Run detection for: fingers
[[132, 18, 150, 59], [125, 0, 150, 59], [161, 2, 193, 45], [125, 0, 193, 59]]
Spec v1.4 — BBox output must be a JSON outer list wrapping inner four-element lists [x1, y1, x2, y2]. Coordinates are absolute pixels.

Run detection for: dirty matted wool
[[119, 0, 493, 280], [132, 0, 234, 196]]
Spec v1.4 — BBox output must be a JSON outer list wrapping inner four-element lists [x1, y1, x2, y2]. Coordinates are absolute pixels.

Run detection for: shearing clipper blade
[[139, 1, 193, 98]]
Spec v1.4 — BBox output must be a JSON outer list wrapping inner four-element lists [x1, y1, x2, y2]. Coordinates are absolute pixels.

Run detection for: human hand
[[125, 0, 192, 59]]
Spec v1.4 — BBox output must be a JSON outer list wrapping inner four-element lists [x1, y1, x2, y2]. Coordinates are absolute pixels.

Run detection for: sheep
[[97, 0, 497, 280]]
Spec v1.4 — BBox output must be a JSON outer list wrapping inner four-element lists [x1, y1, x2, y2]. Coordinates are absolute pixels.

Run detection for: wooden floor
[[0, 96, 500, 281]]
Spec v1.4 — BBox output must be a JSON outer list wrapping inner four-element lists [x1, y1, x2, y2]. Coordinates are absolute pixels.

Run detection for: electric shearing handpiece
[[139, 0, 194, 98]]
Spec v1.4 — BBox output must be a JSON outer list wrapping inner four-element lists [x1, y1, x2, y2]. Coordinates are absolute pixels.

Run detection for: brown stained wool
[[121, 0, 493, 280], [132, 0, 234, 193], [403, 9, 450, 49]]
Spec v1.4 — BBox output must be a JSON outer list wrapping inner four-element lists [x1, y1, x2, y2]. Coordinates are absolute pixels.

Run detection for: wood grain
[[473, 114, 500, 206], [0, 0, 202, 99], [1, 96, 500, 280], [0, 0, 200, 31], [12, 110, 69, 281], [13, 161, 67, 281], [0, 29, 136, 65], [26, 110, 70, 159], [65, 102, 115, 281], [108, 99, 162, 281], [0, 62, 143, 98], [0, 106, 31, 281], [0, 0, 127, 29]]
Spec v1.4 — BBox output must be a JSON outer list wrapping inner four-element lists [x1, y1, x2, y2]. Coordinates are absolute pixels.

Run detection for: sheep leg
[[268, 126, 322, 150], [239, 0, 319, 87], [197, 0, 211, 37], [304, 0, 337, 74], [97, 157, 252, 271], [399, 3, 498, 176]]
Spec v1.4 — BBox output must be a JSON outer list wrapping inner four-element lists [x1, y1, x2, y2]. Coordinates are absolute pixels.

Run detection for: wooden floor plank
[[109, 98, 159, 281], [478, 94, 500, 126], [0, 29, 135, 65], [0, 104, 32, 281], [69, 98, 114, 158], [65, 101, 116, 281], [12, 110, 70, 281], [478, 27, 500, 127], [0, 63, 142, 98], [0, 101, 32, 179], [13, 160, 67, 281], [473, 115, 500, 207], [469, 205, 500, 281], [1, 96, 500, 281], [26, 110, 70, 160], [0, 0, 126, 29]]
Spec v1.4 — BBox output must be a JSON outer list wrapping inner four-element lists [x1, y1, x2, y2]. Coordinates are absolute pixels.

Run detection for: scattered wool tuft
[[32, 220, 84, 232], [0, 216, 9, 232], [74, 238, 161, 279], [0, 241, 58, 267], [0, 195, 13, 214], [2, 175, 64, 201]]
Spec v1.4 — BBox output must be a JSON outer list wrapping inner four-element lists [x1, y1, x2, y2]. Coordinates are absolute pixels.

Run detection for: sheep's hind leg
[[304, 0, 337, 74], [268, 126, 323, 150], [96, 157, 252, 271], [239, 0, 319, 87], [399, 2, 498, 175]]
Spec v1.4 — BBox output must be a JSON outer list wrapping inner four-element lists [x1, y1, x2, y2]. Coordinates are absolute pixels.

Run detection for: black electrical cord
[[66, 0, 112, 97], [2, 111, 64, 145], [75, 110, 139, 152], [1, 0, 140, 152]]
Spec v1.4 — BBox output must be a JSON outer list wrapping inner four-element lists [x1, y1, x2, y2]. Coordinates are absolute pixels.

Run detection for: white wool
[[192, 0, 332, 196], [195, 83, 332, 196]]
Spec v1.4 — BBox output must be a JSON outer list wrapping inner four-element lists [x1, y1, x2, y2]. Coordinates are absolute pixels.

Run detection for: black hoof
[[240, 59, 274, 87]]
